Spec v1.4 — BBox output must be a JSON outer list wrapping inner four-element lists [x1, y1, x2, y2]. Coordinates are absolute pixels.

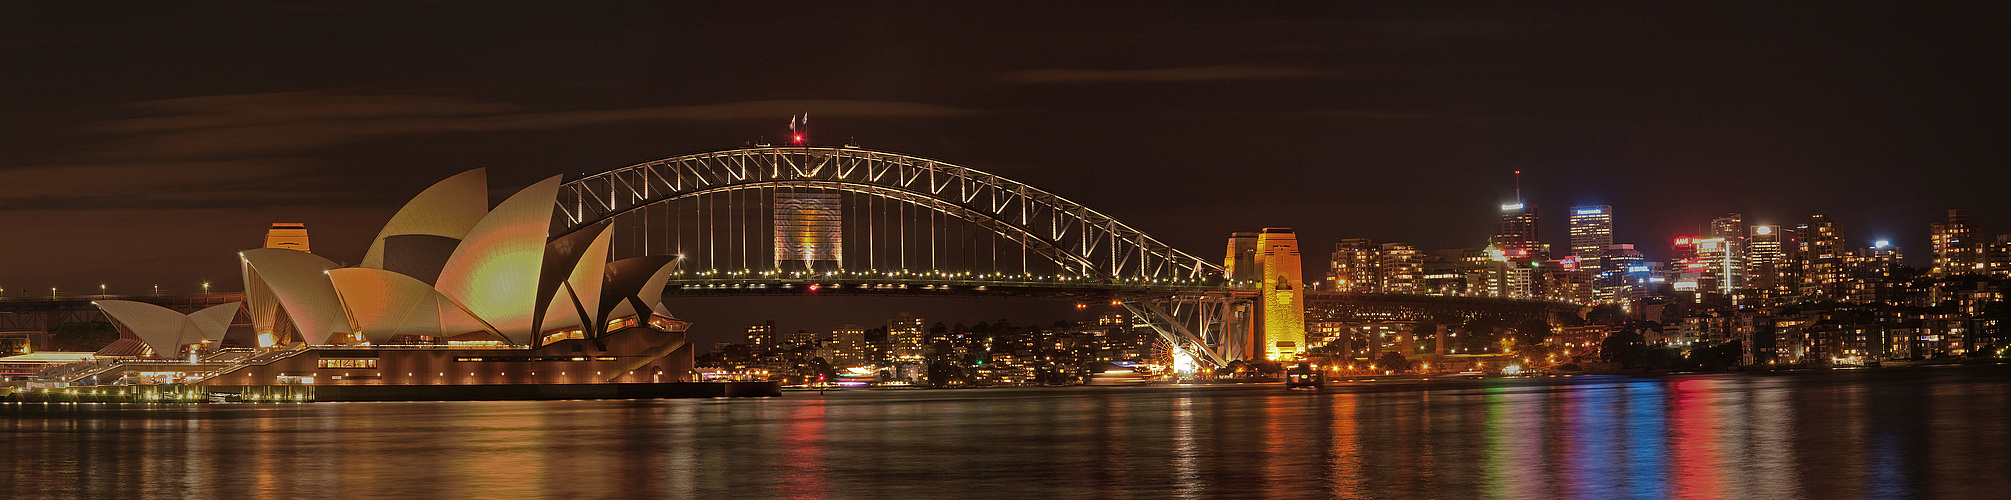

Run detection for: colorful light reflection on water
[[5, 365, 2010, 498]]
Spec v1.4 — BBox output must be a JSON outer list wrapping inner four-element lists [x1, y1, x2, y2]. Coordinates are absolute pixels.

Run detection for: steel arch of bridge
[[553, 147, 1223, 284]]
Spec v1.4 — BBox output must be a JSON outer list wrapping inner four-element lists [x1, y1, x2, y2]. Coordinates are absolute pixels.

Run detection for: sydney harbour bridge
[[3, 146, 1576, 368]]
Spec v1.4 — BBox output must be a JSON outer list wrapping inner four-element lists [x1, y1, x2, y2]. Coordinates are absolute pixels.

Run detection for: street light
[[202, 282, 210, 294]]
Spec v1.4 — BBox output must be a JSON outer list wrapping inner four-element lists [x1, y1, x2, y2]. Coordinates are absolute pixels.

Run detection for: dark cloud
[[1001, 64, 1332, 84], [86, 92, 983, 160], [0, 159, 332, 209]]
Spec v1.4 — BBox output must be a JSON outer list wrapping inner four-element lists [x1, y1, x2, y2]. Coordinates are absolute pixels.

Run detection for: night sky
[[4, 3, 2007, 345]]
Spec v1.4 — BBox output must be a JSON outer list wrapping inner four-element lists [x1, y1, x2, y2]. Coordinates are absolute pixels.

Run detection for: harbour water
[[6, 364, 2009, 499]]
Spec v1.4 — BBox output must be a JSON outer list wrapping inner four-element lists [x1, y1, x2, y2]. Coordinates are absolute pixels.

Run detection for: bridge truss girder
[[554, 147, 1223, 283]]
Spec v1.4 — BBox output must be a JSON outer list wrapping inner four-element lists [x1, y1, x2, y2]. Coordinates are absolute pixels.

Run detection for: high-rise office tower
[[1931, 209, 1984, 277], [1797, 215, 1847, 300], [1705, 214, 1745, 295], [1697, 237, 1741, 295], [1569, 205, 1613, 268], [1747, 225, 1789, 303], [889, 313, 926, 362], [1597, 244, 1649, 304], [1494, 202, 1541, 262], [1329, 238, 1381, 293], [1378, 243, 1422, 294], [832, 324, 867, 368], [1848, 241, 1905, 303], [1708, 214, 1745, 240], [1989, 235, 2011, 278]]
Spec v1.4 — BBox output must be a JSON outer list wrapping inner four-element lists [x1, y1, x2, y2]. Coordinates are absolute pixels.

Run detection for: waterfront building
[[832, 324, 867, 368], [1747, 225, 1791, 304], [1931, 209, 1984, 277], [1798, 215, 1849, 300], [1569, 205, 1613, 268], [1329, 238, 1380, 293], [787, 329, 818, 346], [84, 169, 698, 391], [746, 321, 775, 351], [1988, 235, 2011, 278], [1378, 242, 1422, 294], [890, 313, 926, 362], [1846, 242, 1905, 304]]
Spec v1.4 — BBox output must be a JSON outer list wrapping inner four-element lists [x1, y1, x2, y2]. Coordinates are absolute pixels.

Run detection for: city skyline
[[8, 6, 2011, 499]]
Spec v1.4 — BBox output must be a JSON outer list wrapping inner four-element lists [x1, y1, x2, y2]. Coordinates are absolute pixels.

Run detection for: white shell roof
[[361, 168, 488, 270], [562, 227, 612, 333], [327, 267, 497, 344], [434, 175, 562, 345], [240, 248, 348, 345], [94, 300, 240, 358]]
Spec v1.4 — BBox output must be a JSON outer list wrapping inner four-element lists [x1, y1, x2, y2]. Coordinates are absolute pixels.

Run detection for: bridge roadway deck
[[663, 280, 1578, 323], [662, 278, 1237, 299]]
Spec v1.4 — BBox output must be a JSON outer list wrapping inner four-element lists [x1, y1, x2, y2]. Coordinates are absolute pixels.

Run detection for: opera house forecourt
[[30, 169, 776, 401]]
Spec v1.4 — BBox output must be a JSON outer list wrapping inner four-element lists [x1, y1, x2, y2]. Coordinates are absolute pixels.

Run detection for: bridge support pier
[[1398, 325, 1415, 357], [1435, 324, 1449, 356]]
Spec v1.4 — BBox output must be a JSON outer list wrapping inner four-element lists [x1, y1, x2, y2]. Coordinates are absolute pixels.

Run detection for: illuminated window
[[539, 329, 585, 346], [317, 358, 377, 369]]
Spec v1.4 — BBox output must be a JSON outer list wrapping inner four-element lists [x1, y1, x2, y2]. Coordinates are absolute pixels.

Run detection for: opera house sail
[[57, 169, 740, 400]]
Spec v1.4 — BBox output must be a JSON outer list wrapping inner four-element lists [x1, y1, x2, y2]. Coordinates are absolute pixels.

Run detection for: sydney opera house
[[53, 170, 759, 400]]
